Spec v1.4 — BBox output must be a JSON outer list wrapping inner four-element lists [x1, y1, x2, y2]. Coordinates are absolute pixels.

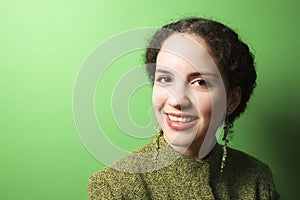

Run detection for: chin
[[163, 129, 198, 147]]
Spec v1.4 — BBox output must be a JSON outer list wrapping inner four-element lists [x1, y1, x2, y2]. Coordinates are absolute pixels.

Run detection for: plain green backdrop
[[1, 0, 299, 199]]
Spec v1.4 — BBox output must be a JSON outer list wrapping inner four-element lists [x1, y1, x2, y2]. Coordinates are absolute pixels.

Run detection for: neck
[[163, 133, 217, 161]]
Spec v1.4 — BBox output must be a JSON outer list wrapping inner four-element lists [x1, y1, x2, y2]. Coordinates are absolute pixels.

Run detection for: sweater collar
[[153, 132, 222, 172]]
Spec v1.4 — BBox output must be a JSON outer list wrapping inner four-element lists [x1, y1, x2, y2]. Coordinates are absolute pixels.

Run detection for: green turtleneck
[[88, 135, 280, 199]]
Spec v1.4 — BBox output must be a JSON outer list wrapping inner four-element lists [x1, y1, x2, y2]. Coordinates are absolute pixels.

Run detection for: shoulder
[[211, 144, 274, 184], [88, 165, 150, 199], [87, 167, 119, 199], [222, 147, 280, 199], [88, 139, 155, 184], [89, 163, 143, 183], [224, 146, 274, 183], [87, 141, 155, 199], [227, 147, 270, 173]]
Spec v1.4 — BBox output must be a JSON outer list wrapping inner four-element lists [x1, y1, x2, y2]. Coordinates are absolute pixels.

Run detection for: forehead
[[157, 33, 219, 75]]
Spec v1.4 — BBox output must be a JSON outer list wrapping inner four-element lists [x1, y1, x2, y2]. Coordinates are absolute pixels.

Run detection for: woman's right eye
[[156, 75, 172, 84]]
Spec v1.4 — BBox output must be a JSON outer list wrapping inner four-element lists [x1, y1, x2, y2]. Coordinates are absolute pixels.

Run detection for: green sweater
[[88, 135, 280, 199]]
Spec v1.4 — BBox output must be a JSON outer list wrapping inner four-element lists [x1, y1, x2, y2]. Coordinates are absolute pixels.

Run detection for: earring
[[154, 123, 162, 162], [227, 107, 231, 113], [220, 132, 228, 173], [155, 122, 161, 134], [220, 122, 233, 173]]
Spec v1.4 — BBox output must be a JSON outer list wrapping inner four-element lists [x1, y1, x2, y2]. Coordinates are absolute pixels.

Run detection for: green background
[[1, 0, 299, 199]]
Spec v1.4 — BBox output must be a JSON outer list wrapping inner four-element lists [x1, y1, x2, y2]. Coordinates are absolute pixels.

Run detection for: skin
[[152, 33, 241, 160]]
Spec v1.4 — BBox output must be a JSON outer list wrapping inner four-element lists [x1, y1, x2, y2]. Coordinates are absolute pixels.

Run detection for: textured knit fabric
[[88, 135, 280, 199]]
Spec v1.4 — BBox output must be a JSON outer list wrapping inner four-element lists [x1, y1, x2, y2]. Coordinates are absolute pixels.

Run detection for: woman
[[88, 18, 280, 199]]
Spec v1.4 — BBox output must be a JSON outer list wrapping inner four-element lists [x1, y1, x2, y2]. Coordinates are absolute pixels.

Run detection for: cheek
[[209, 89, 227, 126], [196, 94, 212, 116], [211, 89, 227, 115], [152, 85, 167, 108], [152, 85, 168, 127]]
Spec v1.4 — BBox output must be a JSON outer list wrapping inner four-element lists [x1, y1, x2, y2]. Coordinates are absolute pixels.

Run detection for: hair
[[144, 17, 257, 127]]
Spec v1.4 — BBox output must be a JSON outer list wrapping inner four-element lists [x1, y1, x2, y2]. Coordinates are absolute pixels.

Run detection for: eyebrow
[[188, 72, 218, 78], [155, 69, 218, 77], [155, 69, 173, 75]]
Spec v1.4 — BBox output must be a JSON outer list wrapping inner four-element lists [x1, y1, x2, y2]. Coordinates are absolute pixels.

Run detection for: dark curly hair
[[145, 17, 257, 126]]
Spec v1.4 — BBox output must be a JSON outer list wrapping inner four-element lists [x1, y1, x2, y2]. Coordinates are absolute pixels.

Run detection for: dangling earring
[[154, 123, 163, 161], [220, 125, 229, 173], [220, 108, 233, 173], [155, 122, 161, 134]]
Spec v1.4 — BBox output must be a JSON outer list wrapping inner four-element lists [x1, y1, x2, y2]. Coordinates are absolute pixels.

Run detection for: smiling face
[[152, 33, 231, 158]]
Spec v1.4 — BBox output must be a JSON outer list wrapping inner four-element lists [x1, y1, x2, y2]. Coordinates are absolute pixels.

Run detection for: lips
[[165, 112, 198, 131]]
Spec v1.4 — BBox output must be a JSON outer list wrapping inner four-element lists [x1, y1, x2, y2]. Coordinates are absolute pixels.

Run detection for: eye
[[191, 79, 210, 87], [156, 75, 172, 84]]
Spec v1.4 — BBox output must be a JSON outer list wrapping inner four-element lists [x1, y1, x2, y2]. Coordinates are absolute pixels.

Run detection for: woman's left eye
[[192, 79, 209, 87]]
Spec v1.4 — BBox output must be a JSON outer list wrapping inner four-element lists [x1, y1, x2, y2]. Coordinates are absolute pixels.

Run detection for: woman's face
[[152, 33, 231, 156]]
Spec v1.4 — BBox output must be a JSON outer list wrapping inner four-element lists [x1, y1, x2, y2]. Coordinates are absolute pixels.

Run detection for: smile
[[168, 114, 197, 123], [165, 113, 198, 131]]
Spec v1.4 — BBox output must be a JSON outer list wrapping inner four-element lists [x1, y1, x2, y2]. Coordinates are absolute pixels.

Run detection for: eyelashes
[[155, 74, 211, 88], [156, 75, 172, 84], [191, 79, 211, 87]]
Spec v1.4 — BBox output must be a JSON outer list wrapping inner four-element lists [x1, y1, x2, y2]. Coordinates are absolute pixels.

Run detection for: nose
[[167, 83, 191, 110]]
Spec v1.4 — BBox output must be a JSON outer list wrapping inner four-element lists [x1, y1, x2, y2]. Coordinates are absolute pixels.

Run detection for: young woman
[[88, 18, 280, 199]]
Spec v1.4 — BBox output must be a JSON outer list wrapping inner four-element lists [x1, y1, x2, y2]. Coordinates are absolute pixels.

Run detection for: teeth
[[168, 114, 195, 123]]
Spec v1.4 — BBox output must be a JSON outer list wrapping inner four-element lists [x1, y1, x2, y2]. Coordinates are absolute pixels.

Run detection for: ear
[[227, 86, 242, 115]]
